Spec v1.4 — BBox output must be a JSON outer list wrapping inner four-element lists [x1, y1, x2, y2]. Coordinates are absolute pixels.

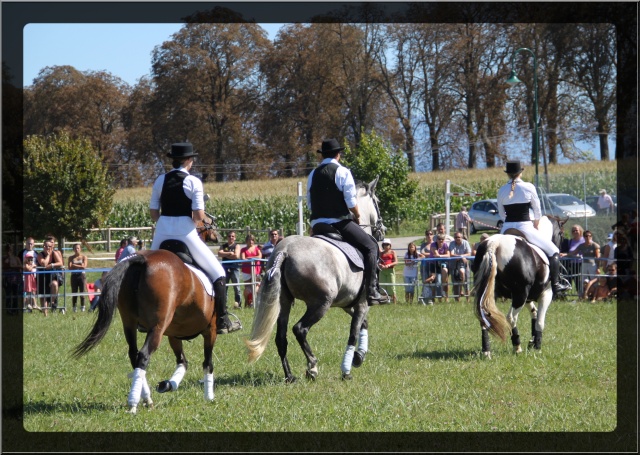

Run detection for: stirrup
[[217, 312, 242, 334]]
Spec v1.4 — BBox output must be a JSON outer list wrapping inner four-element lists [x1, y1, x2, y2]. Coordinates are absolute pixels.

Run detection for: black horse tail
[[471, 237, 509, 342], [72, 254, 146, 358], [245, 251, 287, 363]]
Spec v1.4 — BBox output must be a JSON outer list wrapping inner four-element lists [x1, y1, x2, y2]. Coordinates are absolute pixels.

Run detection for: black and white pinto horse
[[245, 178, 385, 382], [470, 215, 567, 358]]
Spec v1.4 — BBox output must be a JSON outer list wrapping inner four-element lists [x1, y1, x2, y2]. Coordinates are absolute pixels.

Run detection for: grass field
[[21, 298, 618, 437]]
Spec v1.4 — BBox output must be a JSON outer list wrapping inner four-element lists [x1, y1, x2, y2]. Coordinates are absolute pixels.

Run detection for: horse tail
[[72, 254, 146, 358], [245, 251, 287, 363], [472, 238, 509, 342]]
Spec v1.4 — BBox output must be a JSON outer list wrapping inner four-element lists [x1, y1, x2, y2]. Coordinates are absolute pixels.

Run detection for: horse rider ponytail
[[507, 172, 521, 199]]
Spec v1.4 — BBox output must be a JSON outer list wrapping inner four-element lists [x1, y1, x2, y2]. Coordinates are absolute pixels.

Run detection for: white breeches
[[500, 221, 559, 256]]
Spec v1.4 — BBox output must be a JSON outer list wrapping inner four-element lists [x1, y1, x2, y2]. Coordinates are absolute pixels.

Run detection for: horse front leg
[[352, 318, 369, 368], [532, 289, 553, 350], [341, 304, 368, 380], [526, 302, 538, 347], [201, 326, 217, 401], [156, 337, 188, 394], [481, 326, 491, 359]]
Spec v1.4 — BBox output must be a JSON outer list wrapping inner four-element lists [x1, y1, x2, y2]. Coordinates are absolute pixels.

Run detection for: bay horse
[[73, 215, 224, 413], [470, 215, 568, 358], [245, 178, 385, 382]]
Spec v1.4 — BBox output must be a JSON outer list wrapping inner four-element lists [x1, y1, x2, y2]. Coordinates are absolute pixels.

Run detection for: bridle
[[358, 192, 386, 242], [197, 211, 219, 239]]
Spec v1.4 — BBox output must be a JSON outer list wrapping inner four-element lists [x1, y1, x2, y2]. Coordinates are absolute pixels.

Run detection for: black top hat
[[504, 160, 524, 174], [317, 138, 345, 154], [167, 142, 198, 158]]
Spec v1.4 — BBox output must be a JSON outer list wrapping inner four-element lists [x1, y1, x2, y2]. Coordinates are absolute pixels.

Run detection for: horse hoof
[[284, 376, 297, 384], [156, 380, 172, 393], [514, 345, 523, 354], [341, 372, 353, 381], [482, 351, 492, 360], [305, 369, 318, 381], [126, 405, 138, 414], [143, 398, 154, 409], [352, 350, 366, 368]]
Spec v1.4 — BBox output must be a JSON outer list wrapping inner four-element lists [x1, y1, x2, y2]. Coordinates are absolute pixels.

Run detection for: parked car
[[468, 199, 502, 234], [539, 193, 596, 218]]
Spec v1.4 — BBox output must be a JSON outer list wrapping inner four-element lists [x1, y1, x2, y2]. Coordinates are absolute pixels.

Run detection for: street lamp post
[[506, 48, 539, 189]]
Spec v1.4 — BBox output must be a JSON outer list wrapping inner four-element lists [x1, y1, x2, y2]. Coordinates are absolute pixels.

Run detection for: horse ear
[[367, 175, 380, 194]]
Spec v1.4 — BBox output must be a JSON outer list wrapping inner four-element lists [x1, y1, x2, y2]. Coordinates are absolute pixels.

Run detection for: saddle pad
[[185, 264, 214, 296], [510, 236, 548, 265], [315, 235, 364, 270]]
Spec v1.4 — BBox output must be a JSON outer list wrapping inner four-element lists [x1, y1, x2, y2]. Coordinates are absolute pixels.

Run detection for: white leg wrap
[[358, 328, 369, 353], [203, 371, 215, 401], [127, 368, 146, 408], [341, 345, 355, 374], [169, 363, 187, 391], [141, 376, 151, 401]]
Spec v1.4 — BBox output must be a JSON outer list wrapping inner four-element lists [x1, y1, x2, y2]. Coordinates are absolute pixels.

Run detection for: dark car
[[585, 194, 637, 216]]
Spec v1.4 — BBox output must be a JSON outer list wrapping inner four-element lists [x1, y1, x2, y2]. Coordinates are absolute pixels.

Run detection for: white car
[[539, 193, 596, 218]]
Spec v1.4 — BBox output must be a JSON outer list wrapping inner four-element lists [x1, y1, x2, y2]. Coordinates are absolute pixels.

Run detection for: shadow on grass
[[397, 349, 479, 361]]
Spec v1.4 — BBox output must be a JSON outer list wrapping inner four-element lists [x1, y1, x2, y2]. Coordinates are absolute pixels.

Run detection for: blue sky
[[23, 23, 285, 87]]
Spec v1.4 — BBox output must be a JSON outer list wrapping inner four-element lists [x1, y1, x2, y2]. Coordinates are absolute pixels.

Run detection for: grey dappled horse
[[245, 178, 385, 382], [470, 215, 568, 358]]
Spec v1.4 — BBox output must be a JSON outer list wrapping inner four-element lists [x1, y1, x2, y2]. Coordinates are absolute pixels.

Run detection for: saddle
[[311, 223, 365, 270], [158, 239, 215, 291], [501, 228, 548, 265]]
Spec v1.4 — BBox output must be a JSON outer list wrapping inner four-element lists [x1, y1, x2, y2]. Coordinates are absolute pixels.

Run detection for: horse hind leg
[[201, 326, 217, 401], [352, 319, 369, 368], [291, 301, 329, 381], [126, 328, 163, 413], [275, 299, 296, 383], [507, 305, 525, 354]]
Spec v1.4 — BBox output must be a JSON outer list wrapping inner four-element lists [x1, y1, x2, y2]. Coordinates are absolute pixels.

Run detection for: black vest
[[160, 171, 193, 217], [504, 202, 531, 222], [309, 163, 350, 221]]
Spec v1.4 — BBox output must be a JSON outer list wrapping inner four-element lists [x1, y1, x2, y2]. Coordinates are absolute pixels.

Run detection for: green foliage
[[341, 131, 418, 224], [23, 133, 114, 241]]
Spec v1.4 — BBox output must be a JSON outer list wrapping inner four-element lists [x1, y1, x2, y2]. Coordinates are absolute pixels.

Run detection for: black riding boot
[[367, 267, 390, 306], [549, 253, 571, 298], [213, 277, 241, 334]]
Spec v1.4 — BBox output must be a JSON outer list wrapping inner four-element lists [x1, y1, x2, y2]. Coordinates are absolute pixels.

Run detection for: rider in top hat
[[149, 142, 241, 334], [307, 138, 389, 305], [497, 160, 570, 297]]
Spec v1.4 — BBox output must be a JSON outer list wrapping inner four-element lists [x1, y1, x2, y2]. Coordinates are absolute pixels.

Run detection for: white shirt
[[497, 178, 542, 221], [306, 158, 358, 227], [597, 194, 613, 210], [150, 167, 205, 212]]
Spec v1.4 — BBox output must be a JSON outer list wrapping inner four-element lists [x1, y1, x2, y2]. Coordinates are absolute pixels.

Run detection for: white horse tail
[[245, 251, 287, 363], [472, 237, 509, 342]]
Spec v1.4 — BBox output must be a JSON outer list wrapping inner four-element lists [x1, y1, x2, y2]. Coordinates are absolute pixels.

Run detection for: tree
[[341, 130, 418, 231], [23, 133, 115, 247]]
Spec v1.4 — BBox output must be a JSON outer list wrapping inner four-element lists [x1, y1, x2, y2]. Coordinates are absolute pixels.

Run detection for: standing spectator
[[430, 233, 451, 300], [240, 234, 262, 308], [574, 230, 600, 298], [89, 271, 108, 312], [419, 230, 436, 305], [114, 238, 127, 263], [403, 242, 421, 305], [218, 231, 242, 309], [67, 243, 88, 312], [379, 239, 398, 304], [36, 239, 64, 315], [597, 189, 615, 215], [118, 236, 138, 262], [261, 229, 282, 261], [449, 232, 472, 300], [600, 232, 617, 270], [23, 251, 40, 313], [435, 222, 454, 243], [149, 142, 239, 334], [455, 206, 471, 239], [561, 224, 585, 295], [21, 237, 37, 263], [2, 243, 23, 314]]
